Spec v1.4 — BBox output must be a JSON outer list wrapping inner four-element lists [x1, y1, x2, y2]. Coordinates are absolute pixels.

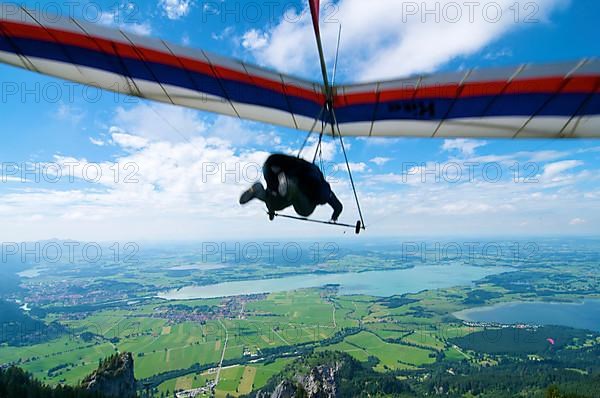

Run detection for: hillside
[[81, 352, 136, 398], [0, 352, 136, 398], [244, 351, 413, 398], [0, 365, 106, 398]]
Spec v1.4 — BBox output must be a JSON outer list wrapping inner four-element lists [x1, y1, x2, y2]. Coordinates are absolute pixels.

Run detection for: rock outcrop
[[266, 379, 297, 398], [256, 363, 340, 398], [81, 352, 136, 398], [248, 351, 412, 398]]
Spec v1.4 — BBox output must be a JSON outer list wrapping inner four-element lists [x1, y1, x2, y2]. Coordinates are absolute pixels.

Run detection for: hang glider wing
[[1, 7, 599, 139], [0, 7, 325, 131], [334, 60, 600, 138]]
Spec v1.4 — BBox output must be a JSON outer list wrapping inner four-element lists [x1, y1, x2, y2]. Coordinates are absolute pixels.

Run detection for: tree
[[546, 385, 561, 398]]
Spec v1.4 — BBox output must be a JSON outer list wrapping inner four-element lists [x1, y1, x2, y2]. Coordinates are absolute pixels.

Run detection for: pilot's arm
[[327, 192, 343, 222]]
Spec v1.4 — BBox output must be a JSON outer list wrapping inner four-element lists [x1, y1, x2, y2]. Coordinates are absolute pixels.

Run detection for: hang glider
[[1, 6, 599, 139]]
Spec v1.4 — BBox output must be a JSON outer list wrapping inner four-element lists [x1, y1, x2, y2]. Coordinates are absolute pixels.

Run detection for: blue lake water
[[158, 265, 510, 299], [454, 300, 600, 332]]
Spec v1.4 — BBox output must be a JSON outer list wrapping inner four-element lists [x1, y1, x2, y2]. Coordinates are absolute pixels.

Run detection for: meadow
[[4, 243, 600, 396]]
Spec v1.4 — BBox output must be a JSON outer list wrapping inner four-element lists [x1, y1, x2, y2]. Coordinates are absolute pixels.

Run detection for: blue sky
[[1, 0, 599, 241]]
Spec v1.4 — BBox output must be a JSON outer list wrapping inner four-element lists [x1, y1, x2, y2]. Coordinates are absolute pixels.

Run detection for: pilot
[[239, 153, 343, 222]]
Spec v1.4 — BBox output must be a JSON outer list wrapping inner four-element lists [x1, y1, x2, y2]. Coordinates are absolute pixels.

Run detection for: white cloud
[[370, 157, 391, 166], [242, 0, 567, 82], [370, 173, 404, 184], [369, 162, 446, 186], [442, 139, 487, 156], [1, 176, 22, 183], [462, 149, 572, 169], [159, 0, 192, 20], [114, 104, 282, 150], [359, 145, 600, 235], [89, 137, 105, 146], [4, 106, 600, 240], [212, 26, 235, 41], [0, 117, 276, 241], [127, 22, 152, 36], [204, 116, 278, 146], [577, 146, 600, 154], [483, 48, 513, 60], [2, 141, 600, 239], [361, 173, 599, 236], [241, 29, 269, 51], [440, 201, 494, 215], [337, 162, 367, 173], [99, 11, 152, 36], [113, 103, 207, 142], [54, 103, 85, 125], [541, 160, 582, 179], [110, 130, 148, 150], [181, 34, 191, 46], [203, 2, 220, 15], [523, 150, 570, 163], [294, 135, 337, 162]]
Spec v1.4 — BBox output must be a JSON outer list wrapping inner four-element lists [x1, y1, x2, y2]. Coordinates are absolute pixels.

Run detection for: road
[[214, 319, 229, 386], [332, 301, 337, 328], [272, 327, 291, 345]]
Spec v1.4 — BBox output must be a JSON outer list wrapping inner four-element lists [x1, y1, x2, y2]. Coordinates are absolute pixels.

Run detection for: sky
[[1, 0, 600, 241]]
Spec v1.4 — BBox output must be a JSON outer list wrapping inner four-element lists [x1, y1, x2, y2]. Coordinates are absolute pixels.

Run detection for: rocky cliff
[[255, 362, 340, 398], [248, 351, 412, 398], [296, 363, 339, 397], [81, 352, 136, 398]]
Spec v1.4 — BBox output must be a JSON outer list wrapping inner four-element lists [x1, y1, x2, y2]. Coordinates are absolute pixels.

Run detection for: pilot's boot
[[239, 183, 266, 204]]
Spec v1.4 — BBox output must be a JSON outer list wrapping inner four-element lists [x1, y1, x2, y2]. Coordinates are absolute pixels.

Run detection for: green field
[[320, 331, 435, 371], [5, 248, 600, 397], [0, 284, 557, 390]]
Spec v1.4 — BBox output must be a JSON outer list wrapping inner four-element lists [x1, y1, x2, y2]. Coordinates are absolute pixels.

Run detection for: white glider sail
[[1, 6, 598, 138], [335, 60, 600, 138], [0, 6, 325, 132]]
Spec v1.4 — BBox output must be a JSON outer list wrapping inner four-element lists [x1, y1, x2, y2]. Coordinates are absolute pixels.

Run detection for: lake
[[168, 263, 226, 271], [454, 300, 600, 332], [17, 267, 46, 278], [158, 264, 510, 299]]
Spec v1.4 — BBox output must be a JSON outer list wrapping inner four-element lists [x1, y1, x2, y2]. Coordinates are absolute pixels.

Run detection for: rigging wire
[[313, 118, 325, 164], [330, 107, 366, 229], [331, 25, 342, 87], [297, 8, 366, 231], [298, 106, 325, 158]]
